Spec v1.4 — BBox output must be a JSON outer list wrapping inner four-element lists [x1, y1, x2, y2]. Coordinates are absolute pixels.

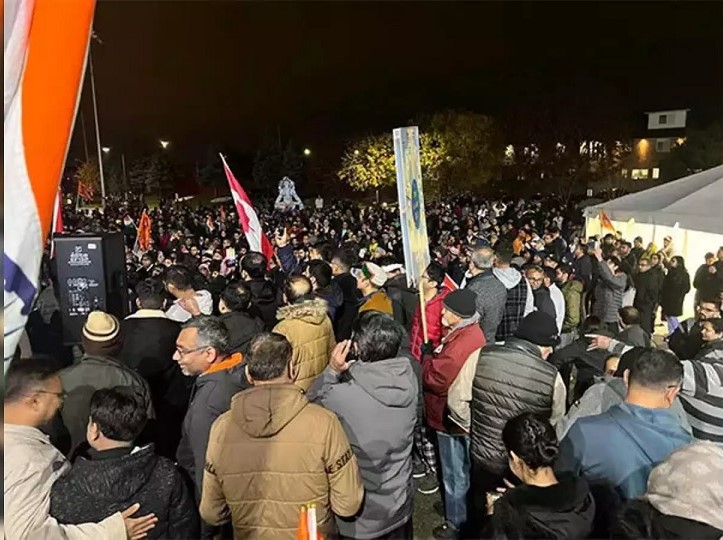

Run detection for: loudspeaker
[[53, 232, 129, 344]]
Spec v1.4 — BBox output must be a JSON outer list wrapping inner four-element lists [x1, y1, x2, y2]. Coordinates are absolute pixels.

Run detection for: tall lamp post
[[89, 46, 106, 207]]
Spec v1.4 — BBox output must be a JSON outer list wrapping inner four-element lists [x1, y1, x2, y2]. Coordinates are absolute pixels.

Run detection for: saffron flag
[[600, 210, 615, 232], [4, 0, 96, 366], [137, 211, 152, 252], [50, 190, 64, 258], [219, 154, 274, 262]]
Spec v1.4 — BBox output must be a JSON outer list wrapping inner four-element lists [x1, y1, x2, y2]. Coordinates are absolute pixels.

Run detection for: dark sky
[[70, 1, 723, 171]]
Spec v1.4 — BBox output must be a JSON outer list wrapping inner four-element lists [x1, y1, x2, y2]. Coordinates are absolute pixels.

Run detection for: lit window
[[631, 169, 649, 180], [652, 168, 660, 179], [621, 168, 628, 178], [659, 114, 668, 125]]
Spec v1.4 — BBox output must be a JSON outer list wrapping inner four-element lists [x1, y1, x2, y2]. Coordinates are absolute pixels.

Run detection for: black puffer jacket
[[486, 474, 595, 539], [220, 310, 264, 355], [245, 277, 282, 330], [471, 339, 558, 474], [50, 445, 198, 538], [385, 274, 419, 333]]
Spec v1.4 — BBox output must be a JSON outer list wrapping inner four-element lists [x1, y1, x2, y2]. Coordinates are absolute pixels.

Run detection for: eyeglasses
[[175, 345, 210, 357], [36, 390, 67, 401]]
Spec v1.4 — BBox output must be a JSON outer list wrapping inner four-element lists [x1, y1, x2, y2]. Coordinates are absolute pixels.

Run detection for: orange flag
[[296, 506, 309, 540], [137, 210, 152, 251], [600, 210, 615, 232]]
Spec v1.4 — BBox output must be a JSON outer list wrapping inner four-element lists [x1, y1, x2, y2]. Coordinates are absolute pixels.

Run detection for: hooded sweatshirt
[[557, 402, 692, 500], [200, 384, 364, 539], [493, 266, 535, 342], [307, 358, 418, 539], [556, 376, 692, 440], [487, 474, 595, 539]]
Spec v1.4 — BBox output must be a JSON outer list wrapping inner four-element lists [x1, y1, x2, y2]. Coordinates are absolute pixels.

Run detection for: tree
[[338, 134, 396, 192], [281, 140, 304, 182], [147, 153, 174, 195], [128, 156, 151, 194], [74, 159, 100, 198], [338, 111, 500, 199], [426, 110, 502, 195], [252, 136, 282, 189], [660, 124, 723, 181], [198, 146, 226, 191]]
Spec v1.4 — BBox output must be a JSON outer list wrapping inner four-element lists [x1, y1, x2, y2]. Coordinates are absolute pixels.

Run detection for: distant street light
[[303, 148, 311, 156], [160, 139, 171, 149], [354, 149, 360, 156], [102, 146, 111, 154]]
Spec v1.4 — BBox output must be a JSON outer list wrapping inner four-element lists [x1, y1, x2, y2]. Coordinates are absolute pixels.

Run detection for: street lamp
[[102, 146, 111, 154], [354, 149, 360, 156], [303, 147, 311, 156], [160, 139, 170, 149]]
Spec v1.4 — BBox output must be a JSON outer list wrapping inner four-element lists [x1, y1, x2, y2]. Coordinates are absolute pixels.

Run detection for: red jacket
[[410, 288, 451, 361], [422, 322, 486, 432]]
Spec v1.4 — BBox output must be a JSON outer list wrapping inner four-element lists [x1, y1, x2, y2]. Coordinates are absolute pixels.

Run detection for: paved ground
[[412, 480, 444, 539]]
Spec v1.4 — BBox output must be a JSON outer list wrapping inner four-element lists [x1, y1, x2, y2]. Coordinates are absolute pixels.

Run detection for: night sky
[[69, 1, 723, 173]]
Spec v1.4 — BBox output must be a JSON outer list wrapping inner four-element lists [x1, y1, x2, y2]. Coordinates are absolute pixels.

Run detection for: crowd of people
[[5, 192, 723, 539]]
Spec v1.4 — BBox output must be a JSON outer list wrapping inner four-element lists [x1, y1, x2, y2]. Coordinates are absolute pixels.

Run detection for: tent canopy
[[584, 165, 723, 235]]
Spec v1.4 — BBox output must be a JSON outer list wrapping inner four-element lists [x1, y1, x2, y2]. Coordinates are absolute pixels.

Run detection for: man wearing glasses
[[4, 357, 157, 539], [174, 316, 248, 539]]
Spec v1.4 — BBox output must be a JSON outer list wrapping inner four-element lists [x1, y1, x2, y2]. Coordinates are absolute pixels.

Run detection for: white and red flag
[[219, 154, 274, 262]]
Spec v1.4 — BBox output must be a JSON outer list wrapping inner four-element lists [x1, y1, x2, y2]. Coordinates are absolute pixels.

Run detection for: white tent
[[584, 165, 723, 316]]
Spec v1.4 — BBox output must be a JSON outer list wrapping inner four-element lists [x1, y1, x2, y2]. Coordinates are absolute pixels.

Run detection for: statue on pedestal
[[274, 176, 304, 211]]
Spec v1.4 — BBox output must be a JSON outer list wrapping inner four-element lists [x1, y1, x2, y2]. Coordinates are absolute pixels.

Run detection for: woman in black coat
[[661, 256, 691, 331], [481, 413, 596, 539]]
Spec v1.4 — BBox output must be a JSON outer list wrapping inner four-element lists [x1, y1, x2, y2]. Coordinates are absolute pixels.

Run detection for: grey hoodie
[[493, 267, 535, 316], [307, 357, 417, 539], [556, 376, 691, 440]]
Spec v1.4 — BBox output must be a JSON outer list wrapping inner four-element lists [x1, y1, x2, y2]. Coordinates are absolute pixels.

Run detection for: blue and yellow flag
[[393, 127, 430, 287]]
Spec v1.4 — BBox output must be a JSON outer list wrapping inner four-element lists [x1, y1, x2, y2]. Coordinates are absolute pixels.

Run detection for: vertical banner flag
[[4, 0, 97, 366], [50, 190, 65, 258], [393, 126, 430, 288], [137, 211, 152, 252], [219, 154, 275, 262], [600, 210, 615, 232]]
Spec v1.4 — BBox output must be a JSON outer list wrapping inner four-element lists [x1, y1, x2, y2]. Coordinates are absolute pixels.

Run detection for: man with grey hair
[[174, 315, 248, 538], [465, 246, 508, 342]]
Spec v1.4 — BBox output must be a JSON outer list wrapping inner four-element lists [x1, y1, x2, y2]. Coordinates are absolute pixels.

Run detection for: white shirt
[[165, 290, 214, 323], [549, 283, 566, 334]]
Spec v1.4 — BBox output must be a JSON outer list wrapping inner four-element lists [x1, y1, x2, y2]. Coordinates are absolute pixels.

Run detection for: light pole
[[89, 46, 106, 206]]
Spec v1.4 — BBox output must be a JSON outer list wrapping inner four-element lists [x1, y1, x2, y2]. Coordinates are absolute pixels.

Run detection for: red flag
[[442, 274, 459, 291], [600, 210, 615, 232], [50, 190, 64, 258], [219, 154, 274, 262], [77, 180, 93, 200]]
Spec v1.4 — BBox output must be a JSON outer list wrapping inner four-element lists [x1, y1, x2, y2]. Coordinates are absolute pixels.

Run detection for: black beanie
[[514, 311, 559, 346], [443, 289, 477, 319]]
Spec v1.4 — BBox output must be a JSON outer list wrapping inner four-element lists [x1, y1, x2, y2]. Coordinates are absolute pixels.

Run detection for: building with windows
[[623, 109, 689, 181]]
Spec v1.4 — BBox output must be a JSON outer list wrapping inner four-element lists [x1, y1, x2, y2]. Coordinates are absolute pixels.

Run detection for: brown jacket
[[200, 384, 364, 539], [273, 298, 336, 390]]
